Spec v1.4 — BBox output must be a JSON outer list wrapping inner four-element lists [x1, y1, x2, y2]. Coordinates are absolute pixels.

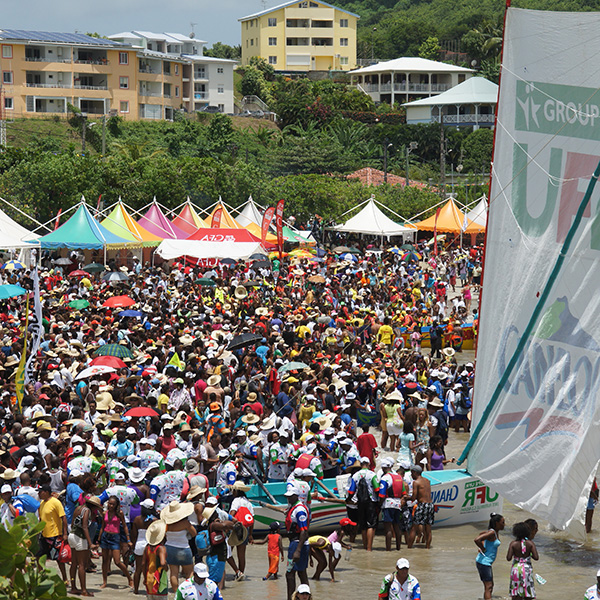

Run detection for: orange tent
[[413, 198, 485, 233], [172, 203, 208, 235], [209, 202, 278, 243]]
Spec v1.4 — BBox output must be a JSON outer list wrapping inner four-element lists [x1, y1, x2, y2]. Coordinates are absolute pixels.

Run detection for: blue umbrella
[[340, 253, 358, 262], [2, 260, 26, 270], [117, 310, 144, 318], [0, 284, 27, 299]]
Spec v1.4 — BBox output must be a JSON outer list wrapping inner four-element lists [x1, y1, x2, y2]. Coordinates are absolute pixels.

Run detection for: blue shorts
[[382, 507, 402, 524], [476, 561, 493, 582], [100, 532, 121, 550], [206, 553, 225, 582], [165, 544, 193, 566], [287, 539, 309, 572]]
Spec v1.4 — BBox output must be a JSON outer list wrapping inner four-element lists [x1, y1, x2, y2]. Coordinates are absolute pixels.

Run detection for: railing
[[74, 84, 108, 90], [431, 83, 451, 92], [194, 92, 207, 99], [140, 90, 162, 97], [241, 94, 270, 112], [25, 57, 71, 63], [194, 71, 207, 79], [431, 113, 495, 124], [163, 93, 171, 98], [26, 82, 71, 88], [139, 66, 160, 74], [74, 58, 109, 65]]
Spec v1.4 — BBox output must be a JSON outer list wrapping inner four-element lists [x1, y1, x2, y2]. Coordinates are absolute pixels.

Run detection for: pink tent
[[137, 201, 188, 239]]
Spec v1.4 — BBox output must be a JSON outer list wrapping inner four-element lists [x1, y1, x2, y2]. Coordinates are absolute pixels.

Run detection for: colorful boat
[[244, 470, 502, 535]]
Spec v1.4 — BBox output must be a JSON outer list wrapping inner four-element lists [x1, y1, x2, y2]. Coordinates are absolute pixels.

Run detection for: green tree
[[249, 56, 276, 81], [203, 42, 241, 60], [240, 67, 272, 104], [461, 127, 494, 173], [207, 113, 234, 153], [419, 36, 441, 60]]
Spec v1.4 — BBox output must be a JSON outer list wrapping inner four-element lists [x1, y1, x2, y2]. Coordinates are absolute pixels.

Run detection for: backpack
[[356, 476, 371, 503], [195, 529, 210, 557], [13, 494, 40, 514], [434, 410, 449, 441], [456, 392, 470, 411], [235, 505, 254, 527]]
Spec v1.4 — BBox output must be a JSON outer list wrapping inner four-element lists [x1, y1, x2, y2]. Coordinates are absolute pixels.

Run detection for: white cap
[[1, 484, 12, 494], [236, 430, 247, 438], [115, 472, 127, 481], [94, 441, 106, 451], [396, 558, 410, 570], [205, 496, 219, 506], [297, 584, 311, 594], [140, 438, 149, 445], [72, 445, 84, 455], [301, 468, 316, 477], [140, 498, 155, 509], [359, 456, 370, 463], [126, 427, 136, 435], [146, 438, 157, 446], [147, 461, 160, 470], [126, 454, 138, 465], [284, 485, 301, 496], [194, 563, 209, 578], [218, 449, 230, 458], [70, 469, 84, 478]]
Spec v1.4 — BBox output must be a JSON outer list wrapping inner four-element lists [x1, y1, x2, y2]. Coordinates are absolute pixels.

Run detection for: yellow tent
[[413, 198, 485, 233]]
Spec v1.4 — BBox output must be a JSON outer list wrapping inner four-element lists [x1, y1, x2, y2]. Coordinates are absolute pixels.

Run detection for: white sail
[[464, 7, 600, 531]]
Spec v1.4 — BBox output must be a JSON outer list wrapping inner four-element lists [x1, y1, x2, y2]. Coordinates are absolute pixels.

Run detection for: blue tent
[[36, 203, 132, 249]]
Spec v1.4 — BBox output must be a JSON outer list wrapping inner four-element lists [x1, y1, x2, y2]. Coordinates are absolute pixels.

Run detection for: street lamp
[[383, 138, 393, 183], [405, 141, 418, 187]]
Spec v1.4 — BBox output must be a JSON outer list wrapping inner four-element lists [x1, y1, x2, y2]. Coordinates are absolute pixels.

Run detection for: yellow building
[[239, 0, 359, 72], [0, 29, 185, 120]]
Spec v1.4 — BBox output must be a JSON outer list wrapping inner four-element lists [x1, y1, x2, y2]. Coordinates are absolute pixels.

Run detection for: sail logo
[[495, 297, 600, 448], [515, 80, 600, 139]]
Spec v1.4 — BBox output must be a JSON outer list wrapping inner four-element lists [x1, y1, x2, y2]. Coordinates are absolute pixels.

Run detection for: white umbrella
[[75, 365, 116, 380]]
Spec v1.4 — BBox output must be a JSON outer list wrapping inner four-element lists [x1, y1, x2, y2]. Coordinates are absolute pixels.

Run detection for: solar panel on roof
[[0, 29, 123, 46]]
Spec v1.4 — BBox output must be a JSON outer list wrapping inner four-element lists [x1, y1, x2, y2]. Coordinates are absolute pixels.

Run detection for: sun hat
[[241, 413, 260, 424], [207, 374, 221, 387], [187, 485, 207, 501], [396, 558, 410, 570], [146, 519, 167, 546], [129, 467, 146, 483], [160, 501, 194, 524], [231, 481, 251, 493], [86, 496, 102, 509], [228, 523, 249, 547], [185, 459, 200, 474], [428, 398, 444, 408]]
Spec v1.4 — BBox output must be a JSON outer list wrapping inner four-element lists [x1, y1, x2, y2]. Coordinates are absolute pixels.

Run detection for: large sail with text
[[462, 7, 600, 530]]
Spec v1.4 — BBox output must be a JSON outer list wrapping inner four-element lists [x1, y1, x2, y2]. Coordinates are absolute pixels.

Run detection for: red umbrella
[[89, 355, 127, 369], [69, 270, 89, 278], [123, 406, 159, 418], [102, 295, 135, 308]]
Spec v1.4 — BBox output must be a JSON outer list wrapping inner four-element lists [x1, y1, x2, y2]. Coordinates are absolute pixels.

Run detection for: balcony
[[25, 57, 72, 63], [140, 90, 162, 97], [74, 58, 109, 66], [74, 84, 107, 90], [139, 66, 161, 74], [194, 92, 207, 99], [26, 82, 72, 88], [431, 113, 495, 124]]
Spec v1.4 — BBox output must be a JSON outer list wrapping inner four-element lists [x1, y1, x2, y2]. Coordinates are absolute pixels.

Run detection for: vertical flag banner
[[211, 208, 223, 228], [275, 200, 285, 260], [433, 208, 442, 256], [15, 296, 29, 411], [54, 209, 62, 231], [262, 206, 276, 247], [24, 267, 43, 385], [461, 8, 600, 531]]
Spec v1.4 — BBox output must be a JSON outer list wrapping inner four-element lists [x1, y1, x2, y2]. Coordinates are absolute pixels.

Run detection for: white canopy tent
[[235, 196, 263, 228], [465, 195, 488, 227], [0, 203, 40, 248], [331, 197, 415, 239], [156, 239, 264, 261]]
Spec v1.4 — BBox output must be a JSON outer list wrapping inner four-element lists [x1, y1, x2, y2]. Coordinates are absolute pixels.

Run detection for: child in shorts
[[254, 521, 284, 580]]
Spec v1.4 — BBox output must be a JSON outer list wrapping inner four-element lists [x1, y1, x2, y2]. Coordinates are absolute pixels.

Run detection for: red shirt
[[356, 432, 378, 469]]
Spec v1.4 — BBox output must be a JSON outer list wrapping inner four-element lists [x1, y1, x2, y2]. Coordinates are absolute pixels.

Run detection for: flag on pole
[[211, 208, 223, 228], [275, 200, 285, 260], [15, 296, 29, 411], [168, 352, 184, 371], [24, 267, 43, 385], [54, 209, 62, 231], [261, 206, 276, 247], [433, 207, 442, 256]]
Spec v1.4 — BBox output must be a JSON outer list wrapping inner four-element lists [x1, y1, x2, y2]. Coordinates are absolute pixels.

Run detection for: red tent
[[186, 227, 276, 248]]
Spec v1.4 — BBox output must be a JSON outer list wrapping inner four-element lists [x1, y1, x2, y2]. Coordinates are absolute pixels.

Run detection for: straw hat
[[4, 357, 18, 368], [96, 391, 115, 411], [179, 334, 194, 346], [187, 485, 207, 501], [428, 398, 444, 409], [202, 504, 218, 521], [160, 501, 194, 524], [86, 496, 102, 509], [442, 347, 456, 357], [207, 374, 221, 387], [1, 469, 18, 480], [260, 414, 277, 430], [255, 307, 269, 316], [385, 390, 404, 402], [314, 415, 333, 430], [146, 519, 167, 546], [228, 523, 249, 547], [241, 413, 260, 425], [231, 481, 251, 493], [234, 286, 248, 299]]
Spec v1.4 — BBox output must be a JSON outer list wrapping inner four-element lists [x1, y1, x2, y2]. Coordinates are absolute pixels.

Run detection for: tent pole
[[0, 196, 51, 232]]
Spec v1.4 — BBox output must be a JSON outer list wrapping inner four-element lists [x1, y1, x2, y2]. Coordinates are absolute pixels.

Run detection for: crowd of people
[[0, 238, 532, 600]]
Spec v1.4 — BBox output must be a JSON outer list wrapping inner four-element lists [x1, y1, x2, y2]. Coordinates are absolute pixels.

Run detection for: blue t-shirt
[[65, 482, 83, 524]]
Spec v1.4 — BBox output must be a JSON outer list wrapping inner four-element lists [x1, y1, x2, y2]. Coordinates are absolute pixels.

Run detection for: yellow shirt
[[378, 324, 395, 345], [39, 496, 65, 538]]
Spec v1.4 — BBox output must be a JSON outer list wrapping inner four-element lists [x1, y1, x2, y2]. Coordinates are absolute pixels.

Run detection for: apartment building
[[239, 0, 358, 73], [108, 31, 235, 114], [0, 28, 234, 121]]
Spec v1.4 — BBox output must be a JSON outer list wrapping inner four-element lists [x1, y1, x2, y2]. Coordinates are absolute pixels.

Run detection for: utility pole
[[0, 86, 6, 151], [405, 141, 418, 187], [101, 114, 106, 156], [81, 112, 87, 154], [383, 137, 389, 183], [440, 114, 446, 198]]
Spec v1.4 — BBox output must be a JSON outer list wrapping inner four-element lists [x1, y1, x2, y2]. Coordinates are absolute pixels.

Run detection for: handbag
[[58, 539, 72, 564], [209, 530, 225, 546]]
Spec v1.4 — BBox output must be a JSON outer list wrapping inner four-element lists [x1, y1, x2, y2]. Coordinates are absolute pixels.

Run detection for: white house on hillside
[[108, 31, 235, 114], [403, 77, 498, 129], [349, 57, 474, 105]]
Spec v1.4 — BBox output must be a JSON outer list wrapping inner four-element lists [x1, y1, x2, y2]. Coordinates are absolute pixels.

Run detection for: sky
[[6, 0, 275, 47]]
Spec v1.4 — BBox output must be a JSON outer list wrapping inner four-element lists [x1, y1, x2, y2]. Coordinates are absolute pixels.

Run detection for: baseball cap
[[284, 485, 301, 497], [1, 484, 12, 494], [115, 472, 127, 481], [297, 584, 311, 594], [396, 558, 410, 570], [397, 460, 411, 470], [359, 456, 370, 464], [340, 517, 356, 527], [147, 461, 160, 470], [301, 468, 316, 477], [194, 563, 209, 578], [126, 427, 136, 435], [140, 498, 155, 509]]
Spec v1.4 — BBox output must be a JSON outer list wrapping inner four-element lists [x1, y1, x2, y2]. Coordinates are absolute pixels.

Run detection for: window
[[217, 67, 224, 73], [340, 56, 348, 65], [268, 17, 277, 26], [250, 39, 254, 46], [119, 76, 129, 89], [1, 45, 12, 58], [269, 56, 277, 64], [175, 64, 179, 75], [340, 19, 348, 27], [2, 71, 12, 84], [120, 101, 129, 113], [269, 37, 277, 46], [340, 38, 348, 46], [175, 86, 180, 97], [4, 97, 13, 110], [250, 20, 254, 27], [218, 85, 224, 93], [119, 52, 129, 65], [218, 103, 224, 112]]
